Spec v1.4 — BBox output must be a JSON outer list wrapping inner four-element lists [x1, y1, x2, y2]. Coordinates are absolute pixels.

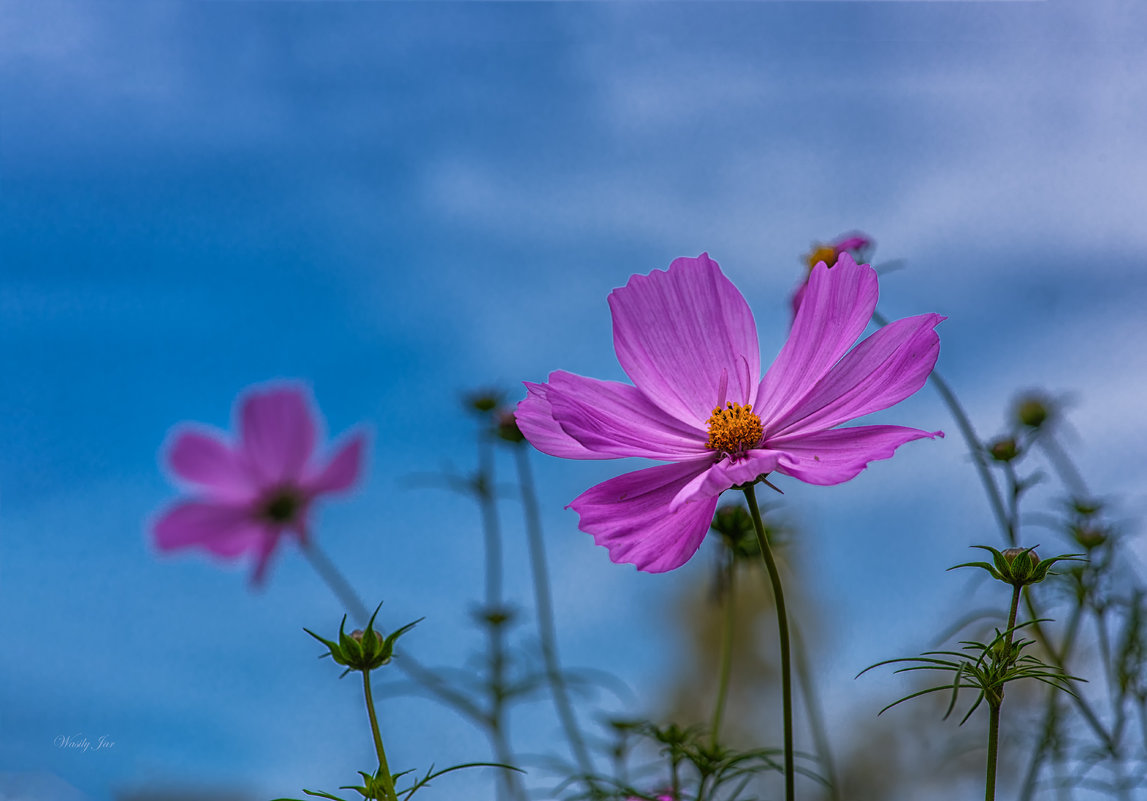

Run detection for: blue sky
[[2, 1, 1146, 799]]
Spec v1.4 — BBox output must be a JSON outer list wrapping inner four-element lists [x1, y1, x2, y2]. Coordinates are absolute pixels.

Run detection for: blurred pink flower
[[517, 253, 942, 573], [153, 384, 366, 583], [792, 231, 874, 315]]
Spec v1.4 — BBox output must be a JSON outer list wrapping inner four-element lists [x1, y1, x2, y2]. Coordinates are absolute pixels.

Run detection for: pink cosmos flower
[[792, 232, 873, 315], [152, 384, 366, 583], [517, 253, 942, 573]]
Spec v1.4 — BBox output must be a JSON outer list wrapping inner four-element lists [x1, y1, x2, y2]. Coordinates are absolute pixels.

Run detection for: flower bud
[[496, 409, 526, 444], [709, 503, 760, 560], [305, 604, 422, 675], [1071, 525, 1108, 550], [464, 390, 502, 414], [1015, 394, 1052, 429], [952, 545, 1081, 588], [987, 437, 1019, 462]]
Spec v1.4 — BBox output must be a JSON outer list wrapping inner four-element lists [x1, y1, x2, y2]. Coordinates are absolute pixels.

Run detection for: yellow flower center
[[806, 244, 839, 272], [706, 402, 763, 458]]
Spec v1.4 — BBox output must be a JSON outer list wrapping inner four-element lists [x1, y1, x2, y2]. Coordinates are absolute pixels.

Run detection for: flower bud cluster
[[952, 545, 1082, 588], [305, 604, 421, 675]]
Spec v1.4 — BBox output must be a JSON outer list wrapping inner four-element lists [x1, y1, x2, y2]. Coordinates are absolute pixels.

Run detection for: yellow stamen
[[706, 402, 764, 458], [805, 244, 839, 272]]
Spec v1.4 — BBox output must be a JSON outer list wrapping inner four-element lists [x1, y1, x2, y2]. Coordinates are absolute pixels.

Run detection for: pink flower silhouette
[[792, 231, 873, 315], [517, 253, 942, 573], [153, 384, 366, 583]]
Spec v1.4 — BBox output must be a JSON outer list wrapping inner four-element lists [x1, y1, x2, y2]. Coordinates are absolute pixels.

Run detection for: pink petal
[[757, 254, 878, 425], [166, 427, 255, 501], [771, 425, 943, 486], [543, 371, 709, 460], [152, 500, 265, 558], [609, 254, 760, 425], [239, 386, 318, 485], [304, 432, 367, 494], [770, 313, 944, 438], [670, 449, 784, 510], [569, 460, 718, 573], [516, 382, 601, 459], [249, 530, 284, 585]]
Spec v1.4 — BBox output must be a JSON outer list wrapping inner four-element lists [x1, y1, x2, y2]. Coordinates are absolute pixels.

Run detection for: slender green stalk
[[792, 621, 841, 801], [475, 434, 525, 801], [1018, 603, 1084, 801], [985, 703, 1002, 801], [513, 445, 596, 781], [872, 309, 1013, 545], [709, 562, 736, 749], [362, 670, 399, 801], [743, 483, 794, 801], [986, 584, 1023, 801]]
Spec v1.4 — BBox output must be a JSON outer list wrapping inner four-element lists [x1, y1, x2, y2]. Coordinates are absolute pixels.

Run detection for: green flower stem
[[872, 309, 1013, 546], [743, 483, 795, 801], [1018, 603, 1083, 801], [876, 311, 1116, 753], [986, 584, 1023, 801], [300, 540, 488, 725], [362, 670, 399, 801], [475, 436, 525, 801], [513, 445, 597, 783], [985, 704, 1002, 801], [792, 622, 841, 801], [709, 562, 736, 749]]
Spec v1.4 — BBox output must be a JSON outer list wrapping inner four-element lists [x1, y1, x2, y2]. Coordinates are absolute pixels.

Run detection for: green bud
[[1015, 394, 1052, 429], [463, 389, 503, 414], [495, 409, 526, 444], [1070, 497, 1103, 517], [1071, 524, 1108, 550], [951, 545, 1083, 588], [987, 437, 1019, 462], [304, 603, 422, 676], [709, 503, 764, 560]]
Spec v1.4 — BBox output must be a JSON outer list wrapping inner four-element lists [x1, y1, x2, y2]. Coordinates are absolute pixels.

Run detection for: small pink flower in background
[[792, 231, 874, 315], [153, 384, 366, 583], [517, 253, 942, 573]]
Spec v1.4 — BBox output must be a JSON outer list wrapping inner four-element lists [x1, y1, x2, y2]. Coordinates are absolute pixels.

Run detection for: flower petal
[[569, 461, 718, 573], [610, 254, 760, 424], [772, 425, 942, 486], [516, 382, 601, 459], [543, 371, 709, 460], [304, 432, 367, 495], [166, 428, 255, 501], [757, 253, 878, 425], [770, 313, 944, 438], [152, 501, 265, 558], [239, 386, 318, 485], [670, 450, 784, 510]]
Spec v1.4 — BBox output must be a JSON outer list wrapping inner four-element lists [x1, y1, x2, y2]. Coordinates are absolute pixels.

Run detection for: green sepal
[[381, 618, 424, 664]]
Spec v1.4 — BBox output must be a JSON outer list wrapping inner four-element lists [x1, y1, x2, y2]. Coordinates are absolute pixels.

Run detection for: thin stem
[[986, 584, 1023, 801], [513, 445, 596, 781], [873, 309, 1013, 545], [478, 435, 503, 611], [1037, 431, 1088, 500], [792, 620, 841, 801], [710, 562, 736, 749], [475, 434, 523, 801], [301, 539, 371, 623], [743, 483, 794, 801], [1019, 603, 1084, 801], [362, 670, 399, 801], [985, 704, 1002, 801]]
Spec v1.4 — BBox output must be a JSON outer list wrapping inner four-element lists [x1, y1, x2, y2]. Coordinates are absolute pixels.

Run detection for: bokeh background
[[2, 1, 1146, 799]]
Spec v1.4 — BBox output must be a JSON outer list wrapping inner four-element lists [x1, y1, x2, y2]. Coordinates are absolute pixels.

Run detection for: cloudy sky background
[[2, 1, 1146, 799]]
